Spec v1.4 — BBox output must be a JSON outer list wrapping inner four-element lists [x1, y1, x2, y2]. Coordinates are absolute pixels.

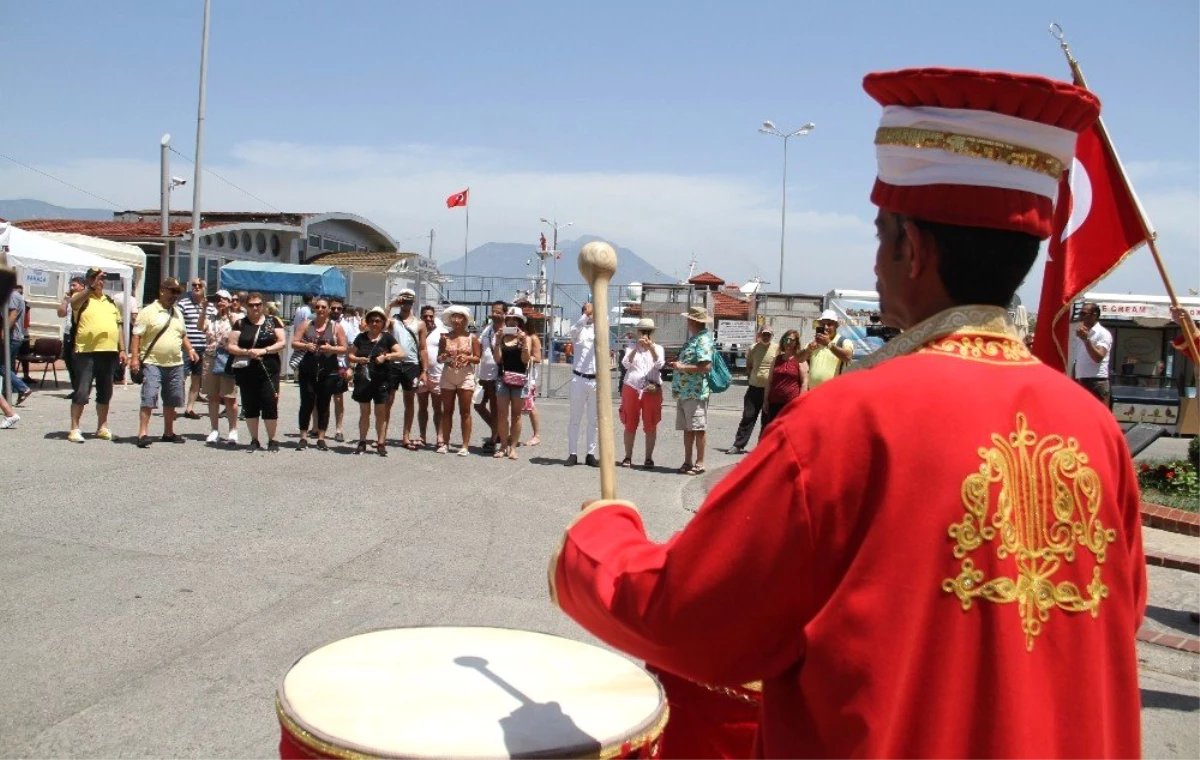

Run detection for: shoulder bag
[[228, 321, 265, 371]]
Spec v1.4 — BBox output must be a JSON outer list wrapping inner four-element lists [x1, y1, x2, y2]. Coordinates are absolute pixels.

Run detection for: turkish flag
[[446, 188, 469, 208], [1030, 122, 1150, 371]]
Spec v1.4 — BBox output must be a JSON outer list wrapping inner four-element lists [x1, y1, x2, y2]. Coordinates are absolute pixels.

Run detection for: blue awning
[[218, 261, 347, 298]]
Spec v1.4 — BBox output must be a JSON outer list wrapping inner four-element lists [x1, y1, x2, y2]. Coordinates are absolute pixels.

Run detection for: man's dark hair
[[70, 276, 86, 287], [492, 299, 508, 310], [901, 216, 1039, 307], [420, 304, 435, 315], [1080, 301, 1100, 318], [303, 294, 314, 304]]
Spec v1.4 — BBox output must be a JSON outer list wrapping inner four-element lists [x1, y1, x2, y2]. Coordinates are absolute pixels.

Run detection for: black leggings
[[238, 365, 280, 420], [299, 370, 339, 432], [761, 400, 790, 429]]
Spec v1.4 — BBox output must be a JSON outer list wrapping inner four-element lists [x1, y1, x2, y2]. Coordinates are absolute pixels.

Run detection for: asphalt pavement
[[1, 380, 1196, 757]]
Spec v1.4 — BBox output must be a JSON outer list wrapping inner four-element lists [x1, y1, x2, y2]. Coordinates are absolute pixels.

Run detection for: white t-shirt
[[1072, 322, 1113, 379], [424, 322, 446, 381], [478, 323, 500, 381], [571, 316, 597, 376]]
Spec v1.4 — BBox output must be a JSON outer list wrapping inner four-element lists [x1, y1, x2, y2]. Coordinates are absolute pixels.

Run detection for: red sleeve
[[1117, 441, 1147, 627], [550, 427, 815, 686]]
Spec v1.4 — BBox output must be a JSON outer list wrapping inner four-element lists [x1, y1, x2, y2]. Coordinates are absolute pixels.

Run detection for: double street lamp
[[758, 120, 815, 292], [539, 217, 573, 395]]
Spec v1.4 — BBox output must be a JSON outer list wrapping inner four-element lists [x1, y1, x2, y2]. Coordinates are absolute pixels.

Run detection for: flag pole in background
[[446, 187, 470, 279]]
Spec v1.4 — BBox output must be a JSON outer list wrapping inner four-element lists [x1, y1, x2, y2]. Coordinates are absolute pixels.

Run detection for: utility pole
[[188, 0, 211, 282]]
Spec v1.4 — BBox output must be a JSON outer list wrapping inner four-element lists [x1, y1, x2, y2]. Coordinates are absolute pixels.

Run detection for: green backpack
[[708, 350, 732, 393]]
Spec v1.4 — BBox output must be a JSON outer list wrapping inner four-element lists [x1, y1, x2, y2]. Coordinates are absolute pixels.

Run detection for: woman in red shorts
[[618, 318, 665, 468]]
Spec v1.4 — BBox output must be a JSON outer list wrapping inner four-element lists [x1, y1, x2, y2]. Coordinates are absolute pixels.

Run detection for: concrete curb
[[1142, 502, 1200, 536]]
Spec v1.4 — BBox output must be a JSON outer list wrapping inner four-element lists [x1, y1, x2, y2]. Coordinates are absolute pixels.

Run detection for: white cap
[[819, 309, 840, 322], [396, 288, 416, 299], [215, 289, 232, 299]]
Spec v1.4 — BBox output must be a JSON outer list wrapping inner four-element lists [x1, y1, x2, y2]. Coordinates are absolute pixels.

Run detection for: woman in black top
[[224, 292, 287, 452], [291, 296, 347, 451], [347, 306, 404, 455], [491, 306, 532, 460]]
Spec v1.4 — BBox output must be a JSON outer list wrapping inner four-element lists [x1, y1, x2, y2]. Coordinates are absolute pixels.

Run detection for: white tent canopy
[[34, 231, 146, 300]]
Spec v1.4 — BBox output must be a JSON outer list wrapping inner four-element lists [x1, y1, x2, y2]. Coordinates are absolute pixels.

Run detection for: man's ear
[[901, 219, 937, 280]]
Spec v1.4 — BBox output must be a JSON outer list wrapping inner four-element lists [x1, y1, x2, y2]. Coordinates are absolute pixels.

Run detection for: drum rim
[[277, 625, 668, 759]]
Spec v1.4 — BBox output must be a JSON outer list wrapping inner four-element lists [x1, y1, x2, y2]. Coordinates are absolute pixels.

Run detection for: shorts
[[183, 352, 204, 376], [675, 397, 709, 432], [141, 363, 186, 409], [440, 365, 477, 392], [352, 379, 390, 405], [389, 362, 421, 393], [201, 354, 237, 399], [620, 384, 663, 433], [495, 380, 526, 401], [73, 351, 118, 406], [418, 373, 441, 394]]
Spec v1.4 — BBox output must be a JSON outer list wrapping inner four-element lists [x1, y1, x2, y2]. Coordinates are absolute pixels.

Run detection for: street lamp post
[[539, 217, 573, 397], [758, 120, 815, 292]]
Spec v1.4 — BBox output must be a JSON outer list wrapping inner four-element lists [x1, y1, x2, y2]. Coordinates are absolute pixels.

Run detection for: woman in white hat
[[347, 306, 405, 455], [491, 306, 533, 460], [619, 317, 666, 468], [436, 305, 481, 455]]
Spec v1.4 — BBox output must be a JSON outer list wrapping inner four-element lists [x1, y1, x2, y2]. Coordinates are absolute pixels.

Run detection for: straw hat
[[681, 306, 712, 324], [442, 304, 472, 323], [364, 305, 389, 321], [636, 318, 656, 331]]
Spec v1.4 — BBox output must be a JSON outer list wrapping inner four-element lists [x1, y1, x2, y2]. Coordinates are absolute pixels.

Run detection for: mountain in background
[[438, 235, 677, 286], [0, 198, 113, 222]]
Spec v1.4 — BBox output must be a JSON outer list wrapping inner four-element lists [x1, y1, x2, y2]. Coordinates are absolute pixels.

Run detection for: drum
[[277, 626, 668, 759], [647, 666, 761, 760]]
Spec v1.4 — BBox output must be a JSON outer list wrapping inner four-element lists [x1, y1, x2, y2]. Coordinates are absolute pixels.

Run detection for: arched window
[[256, 232, 267, 254]]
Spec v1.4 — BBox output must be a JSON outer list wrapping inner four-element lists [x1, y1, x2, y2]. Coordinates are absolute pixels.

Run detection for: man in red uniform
[[550, 68, 1146, 759]]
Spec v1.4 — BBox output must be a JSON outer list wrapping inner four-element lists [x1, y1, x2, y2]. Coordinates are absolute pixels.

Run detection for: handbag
[[131, 308, 176, 384], [502, 370, 527, 388]]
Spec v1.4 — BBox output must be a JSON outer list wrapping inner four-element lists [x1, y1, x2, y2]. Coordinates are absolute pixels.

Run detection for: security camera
[[171, 176, 188, 186]]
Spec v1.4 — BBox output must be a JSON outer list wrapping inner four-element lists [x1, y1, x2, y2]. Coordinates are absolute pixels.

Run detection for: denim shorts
[[495, 381, 527, 401], [141, 363, 186, 409]]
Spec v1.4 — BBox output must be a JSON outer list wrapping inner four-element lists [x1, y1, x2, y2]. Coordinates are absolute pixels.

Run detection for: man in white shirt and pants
[[1071, 301, 1113, 408], [566, 302, 598, 467]]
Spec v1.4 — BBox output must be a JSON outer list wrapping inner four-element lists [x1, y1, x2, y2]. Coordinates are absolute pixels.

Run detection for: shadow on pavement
[[1145, 605, 1200, 636], [1141, 689, 1200, 712]]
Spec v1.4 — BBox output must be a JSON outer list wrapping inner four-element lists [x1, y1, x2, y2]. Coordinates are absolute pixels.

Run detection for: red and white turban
[[863, 68, 1101, 239]]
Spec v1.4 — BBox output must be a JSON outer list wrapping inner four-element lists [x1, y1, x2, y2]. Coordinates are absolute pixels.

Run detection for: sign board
[[1072, 300, 1200, 322], [22, 269, 49, 287], [717, 320, 755, 346]]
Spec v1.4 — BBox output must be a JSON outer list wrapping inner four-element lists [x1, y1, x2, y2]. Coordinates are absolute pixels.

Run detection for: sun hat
[[636, 318, 656, 331], [442, 304, 472, 323], [365, 305, 389, 321], [819, 309, 840, 322], [215, 289, 232, 300], [505, 306, 526, 323], [681, 305, 713, 324]]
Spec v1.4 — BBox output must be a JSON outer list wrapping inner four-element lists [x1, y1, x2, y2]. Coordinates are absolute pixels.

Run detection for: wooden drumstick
[[578, 241, 619, 499]]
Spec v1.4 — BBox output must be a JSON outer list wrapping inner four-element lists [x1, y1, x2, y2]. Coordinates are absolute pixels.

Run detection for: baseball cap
[[161, 277, 185, 293]]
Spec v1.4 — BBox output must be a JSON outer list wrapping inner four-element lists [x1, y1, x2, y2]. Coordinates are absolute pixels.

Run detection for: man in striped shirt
[[178, 278, 216, 419]]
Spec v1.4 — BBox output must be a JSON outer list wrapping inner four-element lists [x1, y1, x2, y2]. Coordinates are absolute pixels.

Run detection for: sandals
[[619, 457, 633, 468], [493, 448, 505, 459], [677, 463, 694, 474], [456, 447, 470, 457], [688, 465, 706, 476], [355, 441, 369, 455], [402, 439, 420, 451], [507, 448, 518, 460], [436, 444, 449, 454], [643, 459, 655, 469]]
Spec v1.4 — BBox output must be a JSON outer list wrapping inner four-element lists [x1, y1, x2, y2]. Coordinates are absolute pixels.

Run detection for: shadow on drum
[[454, 655, 602, 758]]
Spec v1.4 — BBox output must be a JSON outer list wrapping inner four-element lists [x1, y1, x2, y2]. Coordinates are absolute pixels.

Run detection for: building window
[[216, 233, 226, 248], [339, 241, 355, 253], [271, 234, 281, 257], [323, 238, 338, 252], [241, 231, 253, 252], [309, 234, 321, 249], [256, 232, 267, 254], [202, 235, 212, 246], [229, 233, 239, 251]]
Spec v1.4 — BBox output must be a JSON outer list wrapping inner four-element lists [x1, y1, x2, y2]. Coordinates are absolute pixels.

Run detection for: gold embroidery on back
[[942, 413, 1116, 651]]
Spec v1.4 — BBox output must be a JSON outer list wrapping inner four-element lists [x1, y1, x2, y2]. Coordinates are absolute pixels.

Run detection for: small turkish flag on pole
[[446, 188, 469, 208], [1030, 123, 1150, 372]]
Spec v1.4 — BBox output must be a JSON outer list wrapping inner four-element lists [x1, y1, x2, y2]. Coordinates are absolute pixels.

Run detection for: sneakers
[[315, 439, 329, 452], [226, 429, 239, 445], [67, 429, 85, 443], [267, 440, 280, 453], [727, 445, 746, 455], [585, 454, 599, 468], [296, 438, 308, 451], [206, 430, 221, 444], [565, 454, 578, 467], [95, 428, 114, 441], [246, 439, 262, 453], [0, 414, 18, 429], [334, 432, 345, 443]]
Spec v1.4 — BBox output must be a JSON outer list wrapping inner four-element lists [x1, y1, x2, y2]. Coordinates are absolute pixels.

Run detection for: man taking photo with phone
[[803, 309, 853, 390]]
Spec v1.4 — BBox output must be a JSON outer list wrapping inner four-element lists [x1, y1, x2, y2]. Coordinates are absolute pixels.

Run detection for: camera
[[865, 313, 901, 343]]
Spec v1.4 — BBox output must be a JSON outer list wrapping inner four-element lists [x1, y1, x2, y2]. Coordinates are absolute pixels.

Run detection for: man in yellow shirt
[[67, 268, 126, 443], [130, 278, 198, 448], [803, 309, 853, 390], [728, 327, 778, 454]]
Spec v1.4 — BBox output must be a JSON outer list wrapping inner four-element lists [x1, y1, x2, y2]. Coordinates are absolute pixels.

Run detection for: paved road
[[1, 382, 1196, 757]]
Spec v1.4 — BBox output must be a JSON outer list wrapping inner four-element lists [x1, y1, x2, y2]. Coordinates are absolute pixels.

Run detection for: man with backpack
[[66, 268, 126, 443], [669, 305, 715, 475]]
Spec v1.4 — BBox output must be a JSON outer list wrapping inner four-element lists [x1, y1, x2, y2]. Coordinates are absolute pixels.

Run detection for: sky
[[2, 0, 1197, 305]]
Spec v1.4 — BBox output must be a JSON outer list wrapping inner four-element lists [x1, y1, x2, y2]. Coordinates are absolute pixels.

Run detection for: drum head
[[278, 626, 665, 759]]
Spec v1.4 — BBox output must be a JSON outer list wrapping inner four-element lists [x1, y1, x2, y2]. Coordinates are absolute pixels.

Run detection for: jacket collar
[[846, 305, 1016, 374]]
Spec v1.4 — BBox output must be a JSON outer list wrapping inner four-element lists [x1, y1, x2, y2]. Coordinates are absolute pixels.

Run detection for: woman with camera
[[762, 328, 808, 429], [292, 296, 348, 451], [347, 306, 403, 456], [436, 305, 481, 456], [618, 318, 665, 468], [224, 292, 287, 452], [491, 306, 532, 460]]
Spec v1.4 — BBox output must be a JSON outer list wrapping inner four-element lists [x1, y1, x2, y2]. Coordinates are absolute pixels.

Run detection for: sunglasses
[[191, 283, 204, 288], [247, 302, 264, 307]]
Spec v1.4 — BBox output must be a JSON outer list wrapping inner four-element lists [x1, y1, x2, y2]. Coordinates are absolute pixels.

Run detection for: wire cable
[[167, 146, 285, 213], [0, 152, 127, 210]]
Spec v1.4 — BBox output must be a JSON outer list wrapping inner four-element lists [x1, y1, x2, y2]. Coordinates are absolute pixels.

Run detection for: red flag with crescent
[[446, 188, 469, 208], [1030, 122, 1150, 371]]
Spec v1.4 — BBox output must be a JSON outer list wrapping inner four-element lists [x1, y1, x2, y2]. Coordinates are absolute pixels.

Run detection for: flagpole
[[1052, 23, 1200, 357], [463, 193, 470, 280]]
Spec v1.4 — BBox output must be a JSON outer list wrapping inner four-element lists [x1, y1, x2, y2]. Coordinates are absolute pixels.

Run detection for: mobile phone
[[502, 326, 518, 335]]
